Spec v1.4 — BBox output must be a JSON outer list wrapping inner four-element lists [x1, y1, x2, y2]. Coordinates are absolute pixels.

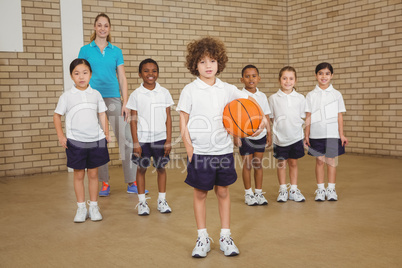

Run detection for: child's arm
[[248, 96, 268, 137], [234, 136, 242, 147], [179, 111, 194, 162], [130, 109, 142, 157], [53, 113, 67, 149], [265, 114, 272, 148], [99, 111, 110, 143], [164, 107, 172, 156], [304, 112, 311, 147], [338, 113, 348, 146]]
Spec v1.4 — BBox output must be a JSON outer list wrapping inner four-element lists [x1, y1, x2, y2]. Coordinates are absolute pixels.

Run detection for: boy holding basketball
[[235, 65, 272, 206], [177, 37, 267, 258]]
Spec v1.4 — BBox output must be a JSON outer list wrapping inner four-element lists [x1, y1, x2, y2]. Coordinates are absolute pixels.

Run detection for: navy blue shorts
[[66, 138, 110, 170], [239, 135, 267, 156], [273, 140, 305, 160], [131, 139, 170, 169], [185, 153, 237, 191], [308, 138, 345, 158]]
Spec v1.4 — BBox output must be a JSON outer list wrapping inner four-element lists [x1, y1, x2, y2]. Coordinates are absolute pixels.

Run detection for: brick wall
[[0, 0, 63, 177], [0, 0, 400, 177], [287, 0, 402, 157], [0, 0, 287, 177]]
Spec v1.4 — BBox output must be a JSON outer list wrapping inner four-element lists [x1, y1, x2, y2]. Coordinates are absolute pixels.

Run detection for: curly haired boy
[[176, 37, 267, 258]]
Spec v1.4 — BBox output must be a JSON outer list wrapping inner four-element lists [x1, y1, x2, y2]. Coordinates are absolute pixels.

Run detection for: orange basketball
[[223, 98, 263, 138]]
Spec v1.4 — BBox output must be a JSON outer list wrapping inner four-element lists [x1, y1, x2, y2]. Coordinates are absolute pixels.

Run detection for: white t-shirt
[[126, 82, 174, 143], [54, 85, 107, 142], [268, 89, 306, 146], [176, 77, 248, 155], [241, 88, 271, 140], [305, 84, 346, 139]]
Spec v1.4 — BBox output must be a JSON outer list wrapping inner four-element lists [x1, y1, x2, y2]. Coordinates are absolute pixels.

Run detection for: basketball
[[223, 98, 263, 138]]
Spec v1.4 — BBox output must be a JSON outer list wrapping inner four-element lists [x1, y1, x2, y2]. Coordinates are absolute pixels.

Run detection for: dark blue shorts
[[66, 138, 110, 170], [239, 135, 267, 156], [185, 153, 237, 191], [131, 139, 170, 169], [308, 138, 345, 158], [273, 140, 305, 160]]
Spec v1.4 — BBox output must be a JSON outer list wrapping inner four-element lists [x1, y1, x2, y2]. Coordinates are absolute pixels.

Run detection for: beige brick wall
[[0, 0, 400, 177], [287, 0, 402, 157], [0, 0, 287, 177], [0, 0, 63, 177]]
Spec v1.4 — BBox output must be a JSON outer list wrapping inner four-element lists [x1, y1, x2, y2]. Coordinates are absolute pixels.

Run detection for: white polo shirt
[[242, 88, 271, 140], [54, 85, 107, 142], [305, 84, 346, 139], [268, 89, 306, 146], [176, 77, 248, 155], [126, 82, 174, 143]]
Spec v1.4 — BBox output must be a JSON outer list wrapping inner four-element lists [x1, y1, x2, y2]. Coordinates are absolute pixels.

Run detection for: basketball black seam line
[[228, 102, 248, 136], [249, 100, 263, 131], [236, 99, 256, 133]]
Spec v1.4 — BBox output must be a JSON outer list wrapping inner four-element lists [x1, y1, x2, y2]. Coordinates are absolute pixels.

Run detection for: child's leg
[[252, 152, 264, 189], [326, 157, 337, 183], [277, 159, 287, 185], [87, 168, 99, 202], [156, 167, 166, 193], [136, 166, 147, 194], [215, 185, 230, 229], [194, 188, 208, 229], [315, 156, 326, 184], [241, 155, 253, 189], [288, 158, 298, 185], [74, 169, 86, 203]]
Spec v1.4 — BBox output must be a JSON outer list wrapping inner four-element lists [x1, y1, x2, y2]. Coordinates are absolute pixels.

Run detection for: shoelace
[[158, 199, 168, 206], [220, 235, 234, 245], [196, 236, 214, 247], [278, 189, 287, 195], [314, 189, 326, 195], [291, 189, 302, 196], [255, 192, 267, 199], [77, 207, 86, 214], [245, 193, 256, 199], [135, 197, 151, 210]]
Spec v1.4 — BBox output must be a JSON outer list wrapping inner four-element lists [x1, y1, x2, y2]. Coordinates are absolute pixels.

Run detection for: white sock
[[328, 183, 336, 189], [255, 189, 262, 194], [77, 202, 86, 208], [245, 188, 253, 195], [158, 192, 166, 200], [197, 228, 207, 237], [220, 228, 231, 237], [317, 183, 325, 190], [138, 194, 146, 202], [290, 184, 297, 191], [89, 201, 98, 207], [279, 184, 287, 190]]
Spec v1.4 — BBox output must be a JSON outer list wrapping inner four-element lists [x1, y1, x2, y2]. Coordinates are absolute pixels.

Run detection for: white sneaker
[[315, 188, 326, 201], [277, 188, 288, 202], [254, 193, 268, 205], [244, 193, 258, 206], [135, 200, 150, 216], [326, 187, 338, 201], [192, 233, 213, 258], [289, 189, 306, 202], [219, 234, 239, 256], [157, 199, 172, 213], [74, 207, 88, 223], [87, 202, 102, 221]]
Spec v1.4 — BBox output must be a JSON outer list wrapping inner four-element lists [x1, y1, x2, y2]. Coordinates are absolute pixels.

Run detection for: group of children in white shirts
[[54, 37, 348, 258]]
